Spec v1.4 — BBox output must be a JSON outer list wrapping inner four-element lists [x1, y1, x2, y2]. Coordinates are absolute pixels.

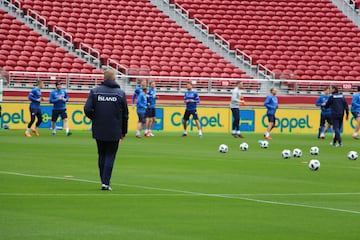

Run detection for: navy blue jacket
[[84, 79, 128, 141], [324, 92, 349, 118]]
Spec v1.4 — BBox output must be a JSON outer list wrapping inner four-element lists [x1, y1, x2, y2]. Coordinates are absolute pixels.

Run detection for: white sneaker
[[149, 132, 155, 137]]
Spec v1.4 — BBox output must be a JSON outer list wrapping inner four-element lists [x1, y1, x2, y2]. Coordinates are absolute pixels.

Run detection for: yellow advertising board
[[0, 102, 357, 135]]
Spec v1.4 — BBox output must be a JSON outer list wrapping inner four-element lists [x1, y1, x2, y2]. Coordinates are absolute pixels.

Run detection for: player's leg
[[331, 117, 340, 146], [182, 110, 190, 136], [352, 112, 360, 139], [51, 110, 59, 135], [265, 114, 274, 139], [230, 108, 237, 137], [96, 140, 107, 188], [337, 117, 344, 146], [192, 111, 202, 136], [145, 108, 150, 136], [318, 114, 325, 139], [102, 141, 119, 190], [61, 110, 71, 136], [136, 113, 143, 138], [32, 108, 42, 136], [149, 108, 156, 136], [25, 108, 36, 137]]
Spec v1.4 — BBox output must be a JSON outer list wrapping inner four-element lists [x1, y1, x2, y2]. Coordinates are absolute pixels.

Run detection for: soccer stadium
[[1, 0, 360, 239]]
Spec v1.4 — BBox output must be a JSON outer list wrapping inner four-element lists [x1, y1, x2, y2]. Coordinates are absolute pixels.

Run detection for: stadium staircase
[[164, 0, 360, 85]]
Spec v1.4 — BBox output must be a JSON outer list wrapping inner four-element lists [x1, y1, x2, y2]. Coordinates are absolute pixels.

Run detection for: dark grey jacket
[[84, 79, 128, 141]]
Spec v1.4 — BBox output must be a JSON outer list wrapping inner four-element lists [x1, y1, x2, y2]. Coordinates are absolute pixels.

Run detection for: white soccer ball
[[219, 144, 228, 153], [282, 149, 291, 159], [310, 146, 319, 155], [293, 148, 302, 158], [348, 151, 358, 160], [308, 159, 320, 171], [239, 142, 249, 151], [260, 140, 269, 149]]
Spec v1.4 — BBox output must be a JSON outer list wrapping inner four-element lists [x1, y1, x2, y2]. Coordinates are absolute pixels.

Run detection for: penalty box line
[[1, 171, 360, 215]]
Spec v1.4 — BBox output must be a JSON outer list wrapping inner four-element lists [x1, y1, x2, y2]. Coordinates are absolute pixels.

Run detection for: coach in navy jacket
[[323, 85, 349, 147], [84, 69, 128, 191]]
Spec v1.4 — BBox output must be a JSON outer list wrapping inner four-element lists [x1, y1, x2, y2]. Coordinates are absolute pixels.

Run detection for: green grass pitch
[[0, 130, 360, 240]]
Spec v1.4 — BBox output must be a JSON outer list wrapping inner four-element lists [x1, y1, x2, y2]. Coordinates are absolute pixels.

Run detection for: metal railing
[[3, 71, 360, 96]]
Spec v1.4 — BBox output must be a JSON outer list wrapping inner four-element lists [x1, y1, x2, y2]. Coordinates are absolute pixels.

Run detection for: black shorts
[[30, 107, 42, 117], [137, 112, 146, 123], [146, 108, 156, 118], [320, 114, 332, 126], [267, 114, 275, 123], [183, 110, 198, 121], [352, 112, 360, 119], [52, 109, 68, 122]]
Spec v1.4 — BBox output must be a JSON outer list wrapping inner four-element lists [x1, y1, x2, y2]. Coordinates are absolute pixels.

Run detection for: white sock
[[265, 132, 270, 137], [354, 132, 358, 137], [66, 128, 69, 133], [183, 130, 187, 134], [199, 130, 202, 135], [26, 128, 30, 132], [145, 129, 148, 133], [236, 131, 241, 135], [52, 128, 56, 133], [232, 130, 236, 134], [136, 130, 140, 135]]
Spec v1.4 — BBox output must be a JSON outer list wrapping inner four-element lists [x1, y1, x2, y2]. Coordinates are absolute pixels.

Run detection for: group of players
[[314, 85, 360, 146], [24, 80, 72, 137], [24, 77, 360, 145]]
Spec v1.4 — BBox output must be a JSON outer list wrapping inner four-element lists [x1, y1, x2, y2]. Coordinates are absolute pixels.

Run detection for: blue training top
[[136, 91, 147, 114], [315, 95, 331, 115], [351, 93, 360, 113], [147, 87, 157, 108], [132, 86, 143, 104], [264, 95, 278, 115], [184, 90, 200, 111], [28, 87, 42, 109], [49, 89, 69, 110]]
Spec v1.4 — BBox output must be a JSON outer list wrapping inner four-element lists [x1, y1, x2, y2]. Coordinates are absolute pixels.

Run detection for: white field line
[[1, 171, 360, 215]]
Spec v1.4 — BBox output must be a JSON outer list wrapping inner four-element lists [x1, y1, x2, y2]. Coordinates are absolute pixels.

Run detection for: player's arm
[[264, 96, 271, 108], [344, 97, 349, 120], [315, 96, 322, 107], [28, 90, 40, 102], [352, 95, 360, 108], [120, 91, 128, 138], [49, 91, 58, 103], [323, 96, 332, 108], [84, 89, 95, 120], [64, 91, 69, 102], [194, 92, 200, 103]]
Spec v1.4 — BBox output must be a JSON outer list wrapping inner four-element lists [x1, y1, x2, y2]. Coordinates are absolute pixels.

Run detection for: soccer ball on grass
[[260, 140, 269, 149], [293, 148, 302, 158], [308, 159, 320, 171], [239, 142, 249, 151], [219, 144, 228, 153], [282, 149, 291, 159], [348, 151, 358, 160], [310, 146, 319, 155]]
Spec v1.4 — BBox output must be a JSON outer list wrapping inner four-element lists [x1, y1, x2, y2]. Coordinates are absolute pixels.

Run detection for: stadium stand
[[13, 0, 249, 78], [170, 0, 360, 81], [0, 8, 97, 74]]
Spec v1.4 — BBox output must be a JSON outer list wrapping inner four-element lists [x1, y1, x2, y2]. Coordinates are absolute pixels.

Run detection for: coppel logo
[[171, 112, 223, 130], [0, 109, 27, 125], [350, 116, 357, 130], [261, 114, 312, 132], [72, 110, 92, 125]]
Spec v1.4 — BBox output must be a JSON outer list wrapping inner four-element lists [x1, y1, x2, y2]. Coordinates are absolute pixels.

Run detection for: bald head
[[104, 69, 116, 81]]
